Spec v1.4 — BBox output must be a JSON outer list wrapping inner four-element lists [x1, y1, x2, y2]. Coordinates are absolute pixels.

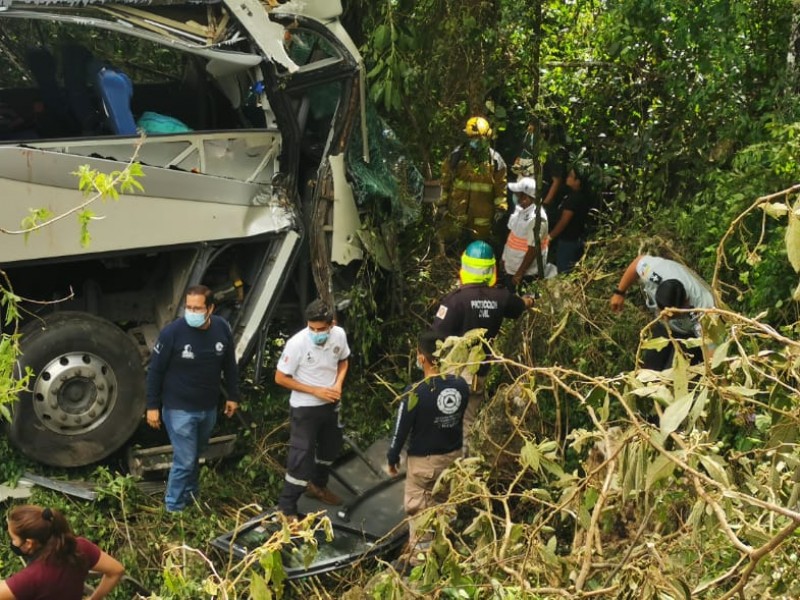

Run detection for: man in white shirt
[[502, 177, 551, 290], [275, 299, 350, 518], [610, 255, 717, 369]]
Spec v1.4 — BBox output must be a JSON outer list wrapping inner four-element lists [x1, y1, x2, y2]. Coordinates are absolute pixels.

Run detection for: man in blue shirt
[[146, 284, 240, 512], [387, 331, 469, 563]]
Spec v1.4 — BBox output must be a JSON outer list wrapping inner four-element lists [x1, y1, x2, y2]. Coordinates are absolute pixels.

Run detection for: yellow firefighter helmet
[[464, 116, 493, 138]]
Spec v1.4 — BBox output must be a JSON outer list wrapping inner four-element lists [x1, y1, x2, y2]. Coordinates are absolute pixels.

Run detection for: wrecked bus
[[0, 0, 366, 467]]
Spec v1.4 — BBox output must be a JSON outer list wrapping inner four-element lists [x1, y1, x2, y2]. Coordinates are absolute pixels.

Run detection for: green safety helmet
[[460, 241, 497, 287]]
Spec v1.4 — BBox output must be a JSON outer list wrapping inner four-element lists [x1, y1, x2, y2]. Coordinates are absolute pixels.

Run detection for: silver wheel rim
[[31, 351, 118, 436]]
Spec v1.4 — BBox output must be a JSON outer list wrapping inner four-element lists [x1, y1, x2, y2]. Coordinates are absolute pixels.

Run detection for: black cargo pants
[[277, 403, 343, 515]]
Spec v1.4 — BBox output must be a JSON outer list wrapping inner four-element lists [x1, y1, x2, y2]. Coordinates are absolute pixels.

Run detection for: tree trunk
[[531, 0, 545, 279], [789, 4, 800, 92]]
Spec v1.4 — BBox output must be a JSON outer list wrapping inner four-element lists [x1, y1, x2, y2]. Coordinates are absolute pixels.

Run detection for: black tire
[[10, 312, 146, 467]]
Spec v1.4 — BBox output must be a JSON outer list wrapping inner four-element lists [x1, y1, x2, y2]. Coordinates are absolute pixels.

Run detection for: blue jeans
[[162, 407, 217, 512], [556, 238, 584, 274]]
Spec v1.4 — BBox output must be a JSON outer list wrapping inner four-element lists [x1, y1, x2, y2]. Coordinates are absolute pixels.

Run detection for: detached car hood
[[211, 438, 407, 579]]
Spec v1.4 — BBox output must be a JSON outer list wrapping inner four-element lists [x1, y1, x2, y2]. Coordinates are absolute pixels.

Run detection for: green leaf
[[202, 578, 219, 596], [540, 457, 565, 479], [688, 388, 708, 428], [366, 58, 385, 79], [629, 384, 672, 404], [786, 199, 800, 272], [249, 573, 272, 600], [583, 487, 599, 510], [687, 498, 706, 528], [369, 80, 385, 103], [661, 393, 694, 436], [269, 550, 287, 593], [761, 202, 789, 219], [407, 391, 419, 412], [520, 439, 540, 471], [597, 390, 610, 422], [384, 77, 393, 112], [698, 454, 730, 487], [720, 385, 760, 398], [373, 24, 389, 51], [710, 340, 730, 369], [645, 454, 676, 490], [672, 350, 689, 400], [641, 336, 669, 351]]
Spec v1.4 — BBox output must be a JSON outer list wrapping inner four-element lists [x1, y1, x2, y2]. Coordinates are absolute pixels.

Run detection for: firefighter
[[438, 116, 508, 251]]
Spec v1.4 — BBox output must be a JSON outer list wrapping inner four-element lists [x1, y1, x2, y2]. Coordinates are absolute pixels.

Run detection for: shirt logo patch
[[333, 345, 341, 356], [215, 342, 225, 356], [153, 341, 162, 354], [437, 388, 463, 415], [436, 305, 448, 319], [181, 345, 195, 360]]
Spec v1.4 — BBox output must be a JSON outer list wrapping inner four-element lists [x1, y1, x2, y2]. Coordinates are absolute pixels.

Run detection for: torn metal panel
[[135, 480, 166, 496], [0, 480, 33, 502], [423, 179, 442, 204], [329, 152, 364, 266], [127, 434, 238, 477], [21, 472, 98, 501]]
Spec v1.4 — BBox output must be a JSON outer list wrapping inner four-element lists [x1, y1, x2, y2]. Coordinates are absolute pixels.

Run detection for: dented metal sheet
[[211, 438, 408, 579], [21, 472, 98, 501], [127, 434, 238, 477], [0, 480, 33, 502]]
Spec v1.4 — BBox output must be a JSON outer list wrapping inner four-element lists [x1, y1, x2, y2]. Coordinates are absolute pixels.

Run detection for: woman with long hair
[[0, 504, 124, 600]]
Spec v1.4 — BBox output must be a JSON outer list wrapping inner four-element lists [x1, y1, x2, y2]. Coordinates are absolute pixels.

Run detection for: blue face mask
[[309, 330, 330, 346], [184, 311, 207, 328], [511, 193, 519, 207], [415, 356, 424, 370]]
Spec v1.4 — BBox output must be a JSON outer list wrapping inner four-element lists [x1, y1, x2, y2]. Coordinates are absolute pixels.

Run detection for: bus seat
[[94, 66, 137, 135]]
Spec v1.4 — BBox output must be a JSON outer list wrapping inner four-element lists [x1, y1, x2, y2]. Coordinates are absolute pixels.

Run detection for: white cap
[[508, 177, 537, 198]]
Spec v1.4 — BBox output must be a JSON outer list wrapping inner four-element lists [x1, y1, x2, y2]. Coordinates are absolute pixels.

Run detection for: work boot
[[305, 483, 342, 505]]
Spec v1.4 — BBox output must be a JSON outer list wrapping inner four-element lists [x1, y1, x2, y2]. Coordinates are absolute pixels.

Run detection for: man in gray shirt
[[610, 255, 717, 370]]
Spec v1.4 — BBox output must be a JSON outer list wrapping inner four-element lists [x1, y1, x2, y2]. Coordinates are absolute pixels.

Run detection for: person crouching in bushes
[[610, 255, 717, 370], [1, 504, 125, 600]]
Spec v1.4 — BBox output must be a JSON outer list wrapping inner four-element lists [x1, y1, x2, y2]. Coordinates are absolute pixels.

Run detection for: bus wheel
[[10, 312, 146, 467]]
